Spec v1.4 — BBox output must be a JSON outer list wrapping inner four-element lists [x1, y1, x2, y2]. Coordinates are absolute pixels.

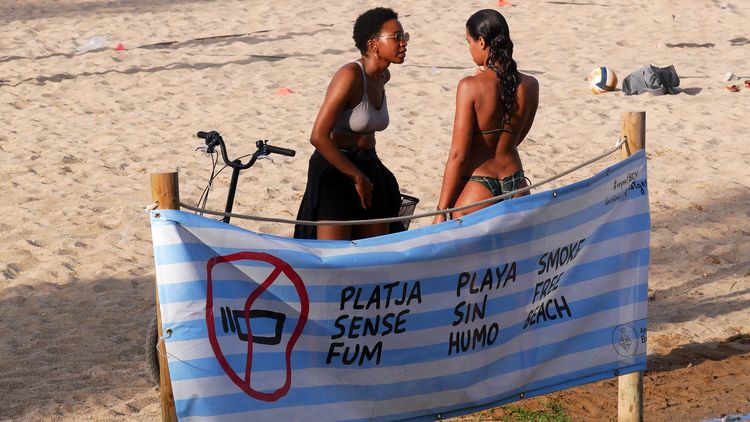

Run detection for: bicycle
[[145, 130, 296, 385]]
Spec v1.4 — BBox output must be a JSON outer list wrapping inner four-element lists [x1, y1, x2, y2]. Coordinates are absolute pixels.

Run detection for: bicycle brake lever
[[257, 154, 274, 163]]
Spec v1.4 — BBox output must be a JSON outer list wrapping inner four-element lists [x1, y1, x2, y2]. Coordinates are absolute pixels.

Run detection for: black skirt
[[293, 148, 402, 239]]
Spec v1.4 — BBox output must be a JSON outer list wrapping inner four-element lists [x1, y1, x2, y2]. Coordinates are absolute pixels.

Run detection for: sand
[[1, 0, 749, 420]]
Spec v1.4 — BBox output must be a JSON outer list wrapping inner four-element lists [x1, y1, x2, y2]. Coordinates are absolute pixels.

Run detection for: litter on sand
[[275, 87, 294, 96]]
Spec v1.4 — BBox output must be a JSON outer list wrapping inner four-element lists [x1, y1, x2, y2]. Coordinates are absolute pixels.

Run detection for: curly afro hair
[[352, 7, 398, 54]]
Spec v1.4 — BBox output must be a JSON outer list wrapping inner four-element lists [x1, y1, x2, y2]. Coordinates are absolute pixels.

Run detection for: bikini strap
[[478, 127, 517, 136], [352, 60, 367, 90]]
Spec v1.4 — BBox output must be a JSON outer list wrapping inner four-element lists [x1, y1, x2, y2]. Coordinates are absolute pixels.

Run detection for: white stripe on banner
[[150, 151, 649, 421]]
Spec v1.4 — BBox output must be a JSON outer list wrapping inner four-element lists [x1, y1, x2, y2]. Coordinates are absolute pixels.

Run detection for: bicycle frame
[[196, 130, 295, 223]]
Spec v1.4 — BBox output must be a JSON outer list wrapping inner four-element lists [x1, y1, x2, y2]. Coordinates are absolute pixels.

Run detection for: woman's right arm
[[310, 65, 374, 209], [433, 77, 476, 224]]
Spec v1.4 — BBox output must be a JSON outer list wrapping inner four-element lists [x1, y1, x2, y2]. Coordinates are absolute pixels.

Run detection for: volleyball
[[588, 66, 618, 94]]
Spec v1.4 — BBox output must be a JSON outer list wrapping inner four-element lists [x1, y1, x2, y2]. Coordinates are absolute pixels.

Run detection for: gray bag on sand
[[622, 64, 680, 95]]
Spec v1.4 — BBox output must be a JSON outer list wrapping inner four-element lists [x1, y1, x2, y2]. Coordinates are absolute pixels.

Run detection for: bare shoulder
[[517, 73, 539, 98], [331, 62, 360, 86], [321, 62, 362, 106], [457, 74, 481, 97]]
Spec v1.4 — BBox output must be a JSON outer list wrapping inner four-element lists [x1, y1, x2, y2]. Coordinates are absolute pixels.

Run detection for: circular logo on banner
[[612, 324, 639, 357], [205, 251, 309, 402]]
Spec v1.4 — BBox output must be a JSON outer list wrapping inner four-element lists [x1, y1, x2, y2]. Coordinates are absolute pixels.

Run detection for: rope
[[155, 329, 212, 373], [176, 138, 627, 226]]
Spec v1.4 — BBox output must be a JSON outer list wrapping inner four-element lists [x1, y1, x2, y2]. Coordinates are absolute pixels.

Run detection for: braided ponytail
[[487, 37, 519, 126], [466, 9, 520, 127]]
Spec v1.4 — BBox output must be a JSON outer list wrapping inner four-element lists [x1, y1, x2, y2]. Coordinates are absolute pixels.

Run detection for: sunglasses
[[376, 32, 410, 43]]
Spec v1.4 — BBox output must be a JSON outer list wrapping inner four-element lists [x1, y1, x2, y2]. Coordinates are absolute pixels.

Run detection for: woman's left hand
[[353, 174, 374, 209]]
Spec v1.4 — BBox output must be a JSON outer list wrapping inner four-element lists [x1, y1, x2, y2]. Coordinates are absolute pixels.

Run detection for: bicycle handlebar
[[194, 130, 295, 223], [264, 144, 296, 157], [196, 130, 295, 170]]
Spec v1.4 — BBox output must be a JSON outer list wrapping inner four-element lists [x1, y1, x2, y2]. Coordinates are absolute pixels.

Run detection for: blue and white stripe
[[150, 151, 649, 421]]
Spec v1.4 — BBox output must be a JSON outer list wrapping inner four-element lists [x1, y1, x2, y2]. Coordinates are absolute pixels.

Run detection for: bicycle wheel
[[145, 313, 160, 386]]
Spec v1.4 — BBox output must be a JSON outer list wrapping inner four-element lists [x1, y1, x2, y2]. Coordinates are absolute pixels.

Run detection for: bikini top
[[474, 89, 519, 136], [475, 127, 517, 135], [475, 118, 518, 136], [332, 61, 389, 137]]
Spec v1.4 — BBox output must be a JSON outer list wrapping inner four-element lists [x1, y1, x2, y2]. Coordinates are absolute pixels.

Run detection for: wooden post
[[151, 172, 180, 210], [617, 112, 645, 422], [620, 111, 646, 160], [150, 172, 179, 422], [619, 371, 644, 422]]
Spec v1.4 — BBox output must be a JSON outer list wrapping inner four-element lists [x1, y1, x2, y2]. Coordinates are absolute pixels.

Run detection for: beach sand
[[1, 0, 749, 420]]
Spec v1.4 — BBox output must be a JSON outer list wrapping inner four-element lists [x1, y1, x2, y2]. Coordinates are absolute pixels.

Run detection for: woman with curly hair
[[295, 7, 409, 240], [434, 9, 538, 223]]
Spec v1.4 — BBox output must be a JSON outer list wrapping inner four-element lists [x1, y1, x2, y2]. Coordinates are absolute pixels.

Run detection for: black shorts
[[294, 149, 401, 239]]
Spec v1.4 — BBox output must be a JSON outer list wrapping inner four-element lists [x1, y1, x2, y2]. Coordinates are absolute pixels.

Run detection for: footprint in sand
[[2, 263, 21, 280]]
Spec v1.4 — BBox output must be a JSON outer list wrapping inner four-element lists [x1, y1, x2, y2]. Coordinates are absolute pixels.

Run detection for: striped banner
[[150, 150, 649, 421]]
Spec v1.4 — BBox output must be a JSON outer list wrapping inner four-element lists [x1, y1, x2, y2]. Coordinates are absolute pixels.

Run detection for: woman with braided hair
[[433, 9, 538, 223]]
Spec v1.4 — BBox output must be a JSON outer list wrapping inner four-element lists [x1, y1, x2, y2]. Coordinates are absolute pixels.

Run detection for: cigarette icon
[[220, 307, 286, 345]]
